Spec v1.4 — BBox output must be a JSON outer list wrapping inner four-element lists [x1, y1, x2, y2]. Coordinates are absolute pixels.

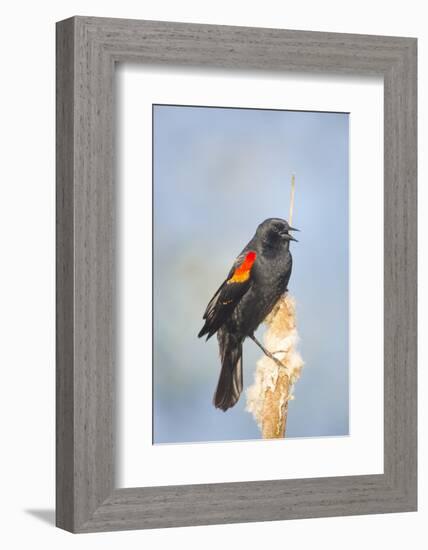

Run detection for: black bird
[[198, 218, 298, 411]]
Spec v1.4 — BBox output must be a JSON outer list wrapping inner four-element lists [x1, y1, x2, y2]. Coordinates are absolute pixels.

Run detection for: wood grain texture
[[56, 16, 417, 533], [56, 18, 75, 532]]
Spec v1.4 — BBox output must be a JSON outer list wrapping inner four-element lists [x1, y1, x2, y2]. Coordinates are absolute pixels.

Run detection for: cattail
[[246, 294, 304, 438], [246, 175, 303, 438]]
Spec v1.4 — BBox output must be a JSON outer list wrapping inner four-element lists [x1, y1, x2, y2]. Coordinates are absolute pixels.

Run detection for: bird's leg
[[249, 334, 286, 369]]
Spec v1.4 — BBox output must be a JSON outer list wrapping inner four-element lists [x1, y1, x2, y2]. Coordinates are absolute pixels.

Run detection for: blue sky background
[[153, 104, 349, 444]]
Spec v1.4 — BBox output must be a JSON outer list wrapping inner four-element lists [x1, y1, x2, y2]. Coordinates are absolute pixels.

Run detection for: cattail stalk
[[246, 174, 303, 438], [289, 173, 296, 226], [246, 295, 304, 438]]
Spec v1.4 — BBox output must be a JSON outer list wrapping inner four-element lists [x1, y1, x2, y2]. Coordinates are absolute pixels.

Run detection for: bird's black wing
[[198, 250, 257, 340]]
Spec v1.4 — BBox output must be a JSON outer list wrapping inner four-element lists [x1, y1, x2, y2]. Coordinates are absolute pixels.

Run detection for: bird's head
[[256, 218, 299, 249]]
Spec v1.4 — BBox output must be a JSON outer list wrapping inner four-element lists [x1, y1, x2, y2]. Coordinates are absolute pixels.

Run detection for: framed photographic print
[[56, 16, 417, 532]]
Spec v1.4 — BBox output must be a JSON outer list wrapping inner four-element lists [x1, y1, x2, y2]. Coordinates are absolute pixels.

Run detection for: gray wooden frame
[[56, 16, 417, 533]]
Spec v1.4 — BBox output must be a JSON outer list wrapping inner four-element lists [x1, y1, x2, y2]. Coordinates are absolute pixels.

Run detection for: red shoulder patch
[[228, 251, 257, 284]]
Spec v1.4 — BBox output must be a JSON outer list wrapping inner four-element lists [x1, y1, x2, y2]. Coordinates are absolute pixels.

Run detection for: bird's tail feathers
[[213, 330, 243, 411]]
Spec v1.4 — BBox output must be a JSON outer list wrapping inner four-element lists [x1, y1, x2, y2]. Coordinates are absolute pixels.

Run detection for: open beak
[[280, 230, 298, 242], [280, 226, 299, 242], [286, 233, 298, 242]]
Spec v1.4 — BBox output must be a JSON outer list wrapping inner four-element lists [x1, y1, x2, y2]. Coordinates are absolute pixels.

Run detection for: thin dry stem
[[289, 174, 296, 226]]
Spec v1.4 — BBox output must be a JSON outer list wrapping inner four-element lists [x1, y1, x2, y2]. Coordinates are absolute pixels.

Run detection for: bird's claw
[[271, 355, 287, 369]]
